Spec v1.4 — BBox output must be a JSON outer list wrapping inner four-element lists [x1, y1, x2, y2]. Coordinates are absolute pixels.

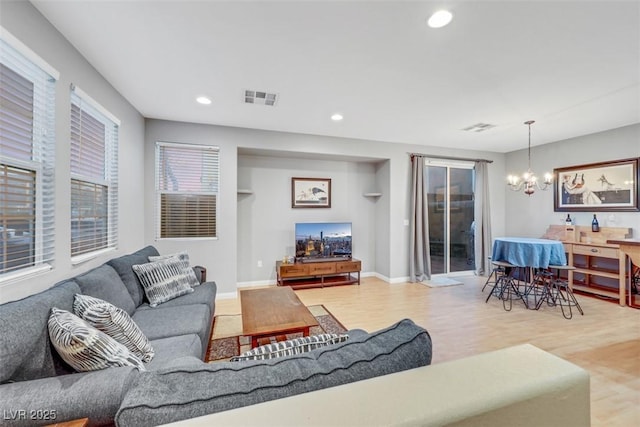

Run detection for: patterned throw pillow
[[230, 333, 350, 362], [148, 251, 199, 287], [148, 250, 189, 263], [73, 294, 155, 362], [132, 258, 195, 307], [48, 308, 146, 372]]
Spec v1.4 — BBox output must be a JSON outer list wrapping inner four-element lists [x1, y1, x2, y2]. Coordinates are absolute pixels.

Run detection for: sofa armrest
[[166, 344, 590, 427], [0, 367, 137, 426], [192, 266, 206, 283], [115, 319, 431, 427]]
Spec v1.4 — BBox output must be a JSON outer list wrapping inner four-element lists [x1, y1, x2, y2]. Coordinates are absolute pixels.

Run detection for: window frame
[[69, 84, 119, 263], [0, 27, 58, 283], [155, 141, 219, 240]]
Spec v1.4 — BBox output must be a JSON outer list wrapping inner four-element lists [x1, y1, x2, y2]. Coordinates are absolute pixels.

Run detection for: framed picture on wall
[[291, 177, 331, 208], [553, 157, 639, 212]]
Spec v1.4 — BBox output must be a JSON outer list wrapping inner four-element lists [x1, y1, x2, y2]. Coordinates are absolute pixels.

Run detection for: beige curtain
[[473, 161, 492, 275], [409, 155, 430, 282]]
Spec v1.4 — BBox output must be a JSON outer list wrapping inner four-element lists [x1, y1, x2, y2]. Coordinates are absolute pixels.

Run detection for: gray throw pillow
[[73, 294, 155, 362], [48, 308, 146, 372], [132, 258, 195, 307]]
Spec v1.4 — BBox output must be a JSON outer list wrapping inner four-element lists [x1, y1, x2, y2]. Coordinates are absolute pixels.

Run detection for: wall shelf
[[237, 189, 253, 194], [363, 192, 382, 197]]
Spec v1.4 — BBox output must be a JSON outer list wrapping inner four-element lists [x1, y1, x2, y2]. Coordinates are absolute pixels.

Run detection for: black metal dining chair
[[529, 265, 584, 319], [485, 260, 526, 311], [482, 257, 504, 292]]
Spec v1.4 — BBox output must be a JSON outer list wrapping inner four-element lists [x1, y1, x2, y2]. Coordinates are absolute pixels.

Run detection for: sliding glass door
[[425, 160, 475, 275]]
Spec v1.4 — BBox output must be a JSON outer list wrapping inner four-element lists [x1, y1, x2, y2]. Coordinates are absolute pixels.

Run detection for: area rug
[[206, 304, 347, 362], [422, 277, 464, 287]]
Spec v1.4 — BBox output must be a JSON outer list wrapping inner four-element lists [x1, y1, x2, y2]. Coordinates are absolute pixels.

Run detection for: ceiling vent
[[244, 90, 278, 106], [461, 123, 496, 132]]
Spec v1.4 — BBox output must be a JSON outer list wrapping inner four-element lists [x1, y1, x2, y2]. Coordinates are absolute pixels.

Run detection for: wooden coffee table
[[240, 287, 318, 348]]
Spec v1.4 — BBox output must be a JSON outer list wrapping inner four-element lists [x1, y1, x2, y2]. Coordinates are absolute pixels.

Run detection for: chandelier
[[507, 120, 552, 195]]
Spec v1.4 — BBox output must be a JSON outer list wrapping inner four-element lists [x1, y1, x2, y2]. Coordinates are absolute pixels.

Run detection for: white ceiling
[[31, 0, 640, 153]]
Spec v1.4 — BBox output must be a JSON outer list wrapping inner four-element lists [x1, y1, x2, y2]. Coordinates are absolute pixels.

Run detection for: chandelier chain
[[506, 120, 552, 195]]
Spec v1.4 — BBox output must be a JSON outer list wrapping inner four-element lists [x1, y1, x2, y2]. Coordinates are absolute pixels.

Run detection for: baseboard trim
[[224, 272, 406, 298], [216, 291, 238, 300], [237, 279, 277, 288], [369, 272, 409, 284]]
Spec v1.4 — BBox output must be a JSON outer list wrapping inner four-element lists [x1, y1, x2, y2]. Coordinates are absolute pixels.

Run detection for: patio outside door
[[425, 160, 475, 275]]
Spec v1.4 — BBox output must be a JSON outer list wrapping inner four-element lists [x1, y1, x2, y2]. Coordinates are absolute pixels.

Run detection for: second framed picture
[[291, 177, 331, 208], [553, 157, 639, 212]]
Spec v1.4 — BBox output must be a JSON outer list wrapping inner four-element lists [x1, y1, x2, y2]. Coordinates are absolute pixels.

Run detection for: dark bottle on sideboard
[[592, 214, 600, 232]]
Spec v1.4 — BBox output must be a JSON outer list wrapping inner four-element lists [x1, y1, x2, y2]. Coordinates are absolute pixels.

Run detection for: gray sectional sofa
[[0, 246, 216, 426], [0, 246, 433, 427]]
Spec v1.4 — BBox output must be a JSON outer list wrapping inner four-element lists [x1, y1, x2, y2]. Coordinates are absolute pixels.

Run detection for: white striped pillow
[[73, 294, 155, 362], [230, 333, 350, 361], [148, 251, 199, 287], [132, 258, 195, 307], [48, 308, 146, 372]]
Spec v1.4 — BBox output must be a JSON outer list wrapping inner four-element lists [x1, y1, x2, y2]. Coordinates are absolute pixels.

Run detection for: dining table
[[489, 237, 568, 310], [491, 237, 567, 269]]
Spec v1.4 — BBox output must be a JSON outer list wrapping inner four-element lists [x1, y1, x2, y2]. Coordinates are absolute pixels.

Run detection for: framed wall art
[[553, 157, 639, 212], [291, 177, 331, 208]]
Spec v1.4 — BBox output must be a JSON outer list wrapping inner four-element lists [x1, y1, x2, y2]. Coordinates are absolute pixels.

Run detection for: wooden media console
[[276, 259, 361, 290]]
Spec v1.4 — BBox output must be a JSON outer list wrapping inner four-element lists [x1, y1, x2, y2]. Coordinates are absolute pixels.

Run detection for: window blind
[[156, 142, 219, 239], [0, 35, 57, 277], [70, 86, 118, 257]]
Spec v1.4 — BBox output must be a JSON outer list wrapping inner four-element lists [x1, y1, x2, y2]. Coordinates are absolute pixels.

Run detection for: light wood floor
[[215, 276, 640, 427]]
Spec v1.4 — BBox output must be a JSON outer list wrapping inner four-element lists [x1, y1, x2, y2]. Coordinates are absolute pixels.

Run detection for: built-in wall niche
[[236, 148, 389, 284]]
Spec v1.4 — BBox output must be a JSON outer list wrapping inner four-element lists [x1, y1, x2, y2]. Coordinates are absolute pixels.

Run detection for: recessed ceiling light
[[331, 113, 343, 121], [196, 96, 212, 105], [427, 10, 453, 28]]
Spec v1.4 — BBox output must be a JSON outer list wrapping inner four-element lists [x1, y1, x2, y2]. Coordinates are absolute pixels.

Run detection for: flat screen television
[[295, 222, 352, 261]]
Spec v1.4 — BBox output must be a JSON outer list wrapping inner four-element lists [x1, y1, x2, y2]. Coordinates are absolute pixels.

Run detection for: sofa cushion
[[0, 280, 81, 383], [107, 246, 160, 307], [132, 258, 195, 307], [73, 264, 136, 315], [231, 333, 350, 361], [116, 319, 432, 427], [145, 334, 202, 370], [132, 303, 211, 346], [74, 294, 155, 362], [48, 308, 146, 372]]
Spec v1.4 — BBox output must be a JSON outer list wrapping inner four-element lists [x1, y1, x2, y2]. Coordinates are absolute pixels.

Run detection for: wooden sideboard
[[276, 259, 361, 290], [542, 225, 632, 306], [606, 238, 640, 308]]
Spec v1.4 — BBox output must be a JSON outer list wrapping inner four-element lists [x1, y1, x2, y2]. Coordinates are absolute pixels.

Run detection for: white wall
[[374, 160, 391, 279], [143, 120, 239, 297], [0, 1, 146, 303], [505, 123, 640, 238], [144, 119, 506, 293]]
